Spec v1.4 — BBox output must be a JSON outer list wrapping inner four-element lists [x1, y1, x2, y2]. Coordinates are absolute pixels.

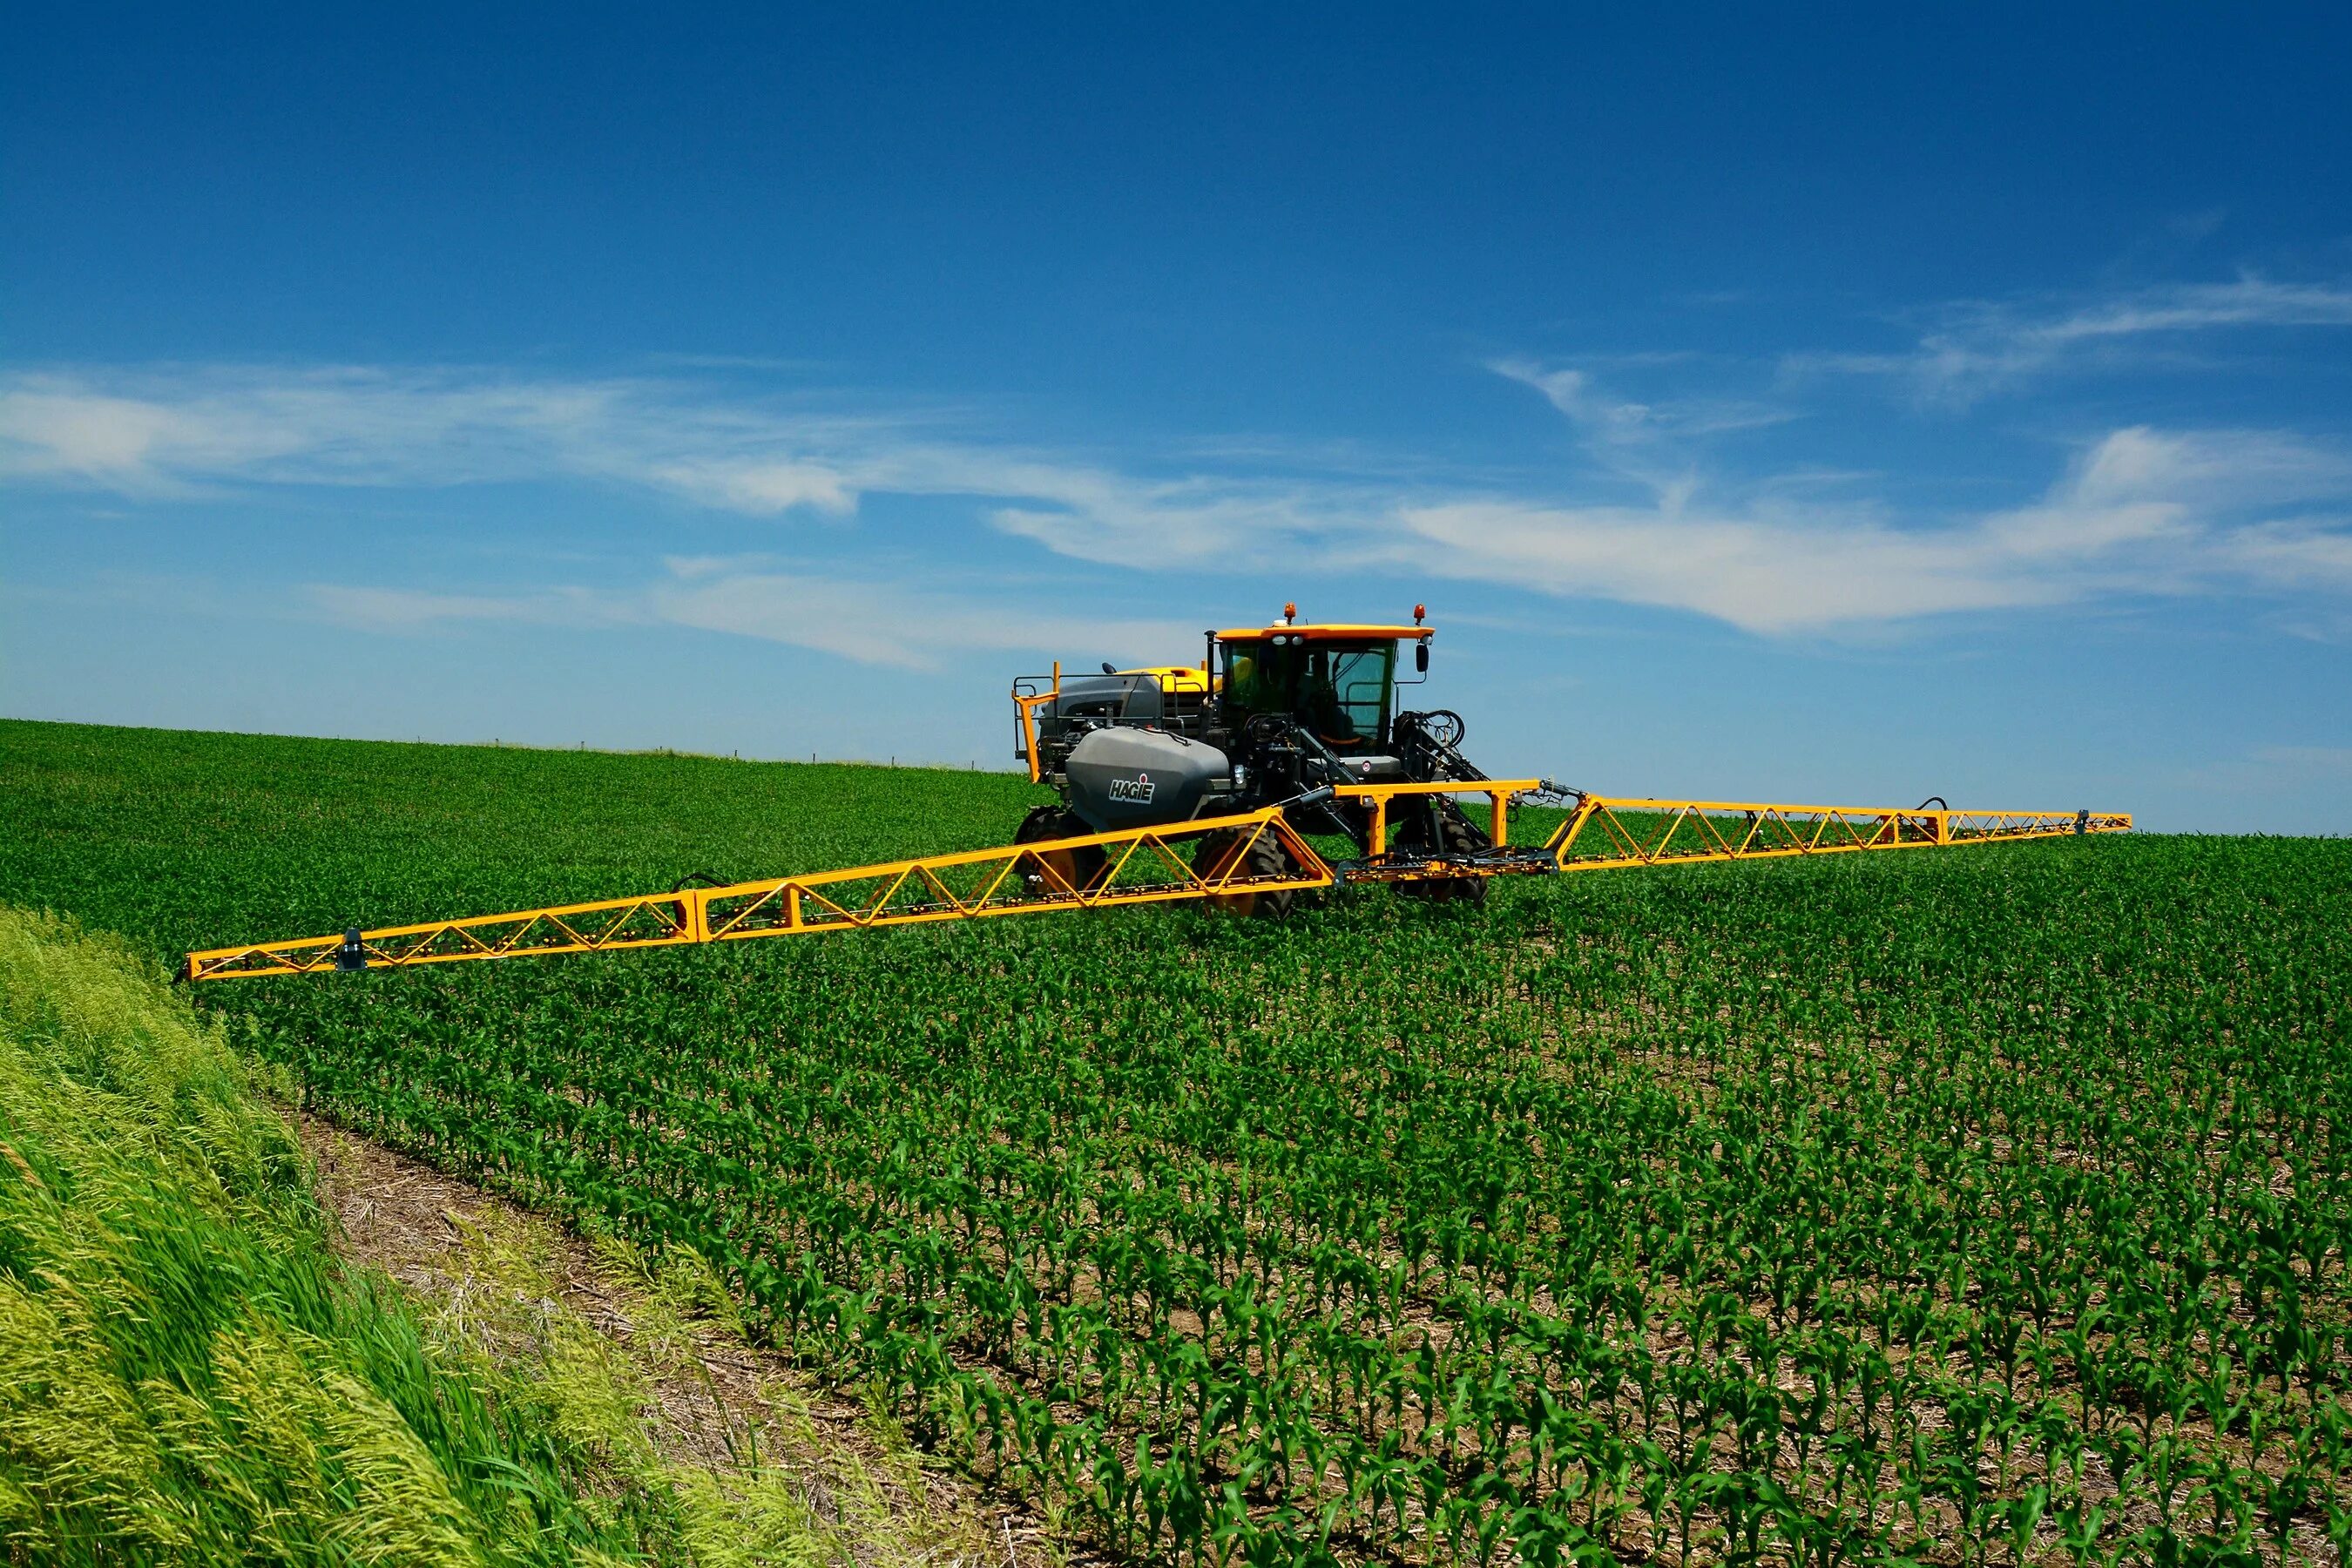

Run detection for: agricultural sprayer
[[185, 606, 2129, 979]]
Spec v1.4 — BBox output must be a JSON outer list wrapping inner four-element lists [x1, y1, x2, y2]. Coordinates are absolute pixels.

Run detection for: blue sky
[[4, 5, 2349, 831]]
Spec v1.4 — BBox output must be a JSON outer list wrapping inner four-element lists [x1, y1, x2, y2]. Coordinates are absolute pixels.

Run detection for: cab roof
[[1214, 622, 1433, 643]]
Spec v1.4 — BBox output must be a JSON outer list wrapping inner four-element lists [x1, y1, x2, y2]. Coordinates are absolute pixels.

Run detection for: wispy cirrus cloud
[[8, 358, 2352, 648], [1788, 274, 2352, 404], [1387, 421, 2352, 633], [304, 559, 1200, 672], [649, 565, 1201, 671], [0, 368, 648, 494], [1456, 354, 2352, 632], [2226, 518, 2352, 592], [0, 364, 1352, 563], [0, 366, 922, 518], [649, 459, 860, 516], [1489, 358, 1796, 447]]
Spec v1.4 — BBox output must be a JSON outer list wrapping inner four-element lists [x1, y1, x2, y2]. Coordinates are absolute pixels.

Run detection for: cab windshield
[[1226, 639, 1396, 748]]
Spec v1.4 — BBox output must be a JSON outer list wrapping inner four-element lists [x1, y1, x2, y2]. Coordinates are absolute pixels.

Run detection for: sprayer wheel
[[1193, 826, 1297, 919], [1014, 806, 1105, 899], [1396, 797, 1490, 907]]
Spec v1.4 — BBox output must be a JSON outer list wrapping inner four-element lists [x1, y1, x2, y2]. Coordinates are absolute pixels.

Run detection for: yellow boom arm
[[186, 808, 1333, 981], [184, 790, 2130, 981], [1550, 796, 2131, 870]]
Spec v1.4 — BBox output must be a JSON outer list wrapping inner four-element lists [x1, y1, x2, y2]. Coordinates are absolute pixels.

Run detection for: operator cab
[[1212, 607, 1432, 761], [1012, 602, 1439, 791]]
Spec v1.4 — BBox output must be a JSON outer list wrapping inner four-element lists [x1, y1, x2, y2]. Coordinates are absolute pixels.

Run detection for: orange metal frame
[[1331, 778, 1544, 855], [1011, 661, 1062, 785], [184, 787, 2132, 982], [1545, 795, 2132, 870], [185, 807, 1334, 981]]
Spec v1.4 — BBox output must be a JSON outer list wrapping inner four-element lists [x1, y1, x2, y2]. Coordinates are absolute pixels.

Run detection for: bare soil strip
[[298, 1112, 1108, 1568]]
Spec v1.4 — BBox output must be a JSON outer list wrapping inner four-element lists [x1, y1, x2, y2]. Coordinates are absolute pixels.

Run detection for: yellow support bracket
[[1010, 663, 1062, 785], [1328, 778, 1544, 855]]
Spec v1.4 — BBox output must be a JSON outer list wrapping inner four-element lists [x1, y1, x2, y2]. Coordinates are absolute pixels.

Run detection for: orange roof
[[1215, 622, 1433, 642]]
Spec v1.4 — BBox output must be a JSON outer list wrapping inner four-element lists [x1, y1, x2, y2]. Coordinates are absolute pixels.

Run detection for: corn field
[[3, 722, 2347, 1565]]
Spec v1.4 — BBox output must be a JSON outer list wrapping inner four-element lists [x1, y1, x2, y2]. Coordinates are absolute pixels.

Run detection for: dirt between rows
[[294, 1111, 1102, 1568]]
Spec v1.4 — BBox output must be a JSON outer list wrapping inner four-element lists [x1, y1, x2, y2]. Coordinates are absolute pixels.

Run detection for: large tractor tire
[[1015, 805, 1105, 899], [1396, 796, 1490, 907], [1192, 825, 1298, 919]]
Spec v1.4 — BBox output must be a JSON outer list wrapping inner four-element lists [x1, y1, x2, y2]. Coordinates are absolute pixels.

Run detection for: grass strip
[[0, 907, 632, 1566]]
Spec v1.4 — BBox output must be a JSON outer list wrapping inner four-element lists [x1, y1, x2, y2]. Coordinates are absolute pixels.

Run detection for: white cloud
[[1391, 426, 2352, 633], [652, 571, 1200, 671], [1492, 361, 1657, 438], [2034, 277, 2352, 342], [987, 483, 1343, 571], [1476, 353, 2352, 630], [1793, 274, 2352, 403], [306, 563, 1200, 673], [1490, 357, 1794, 445], [2063, 425, 2352, 510], [0, 367, 1355, 563], [0, 383, 310, 491], [0, 367, 856, 511], [1395, 500, 2061, 632], [11, 362, 2352, 645], [2226, 518, 2352, 590], [651, 460, 858, 516]]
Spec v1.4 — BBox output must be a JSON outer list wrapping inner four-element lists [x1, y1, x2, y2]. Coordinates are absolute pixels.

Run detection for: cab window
[[1228, 642, 1304, 716], [1312, 644, 1395, 747], [1224, 638, 1396, 746]]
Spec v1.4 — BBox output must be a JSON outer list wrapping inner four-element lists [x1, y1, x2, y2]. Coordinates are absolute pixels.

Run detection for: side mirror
[[1415, 642, 1429, 673]]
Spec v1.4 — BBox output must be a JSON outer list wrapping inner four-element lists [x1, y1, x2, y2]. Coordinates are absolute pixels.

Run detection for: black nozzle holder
[[334, 927, 368, 971]]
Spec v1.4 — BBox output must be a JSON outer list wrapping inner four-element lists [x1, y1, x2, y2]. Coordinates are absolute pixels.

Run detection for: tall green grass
[[0, 907, 629, 1566]]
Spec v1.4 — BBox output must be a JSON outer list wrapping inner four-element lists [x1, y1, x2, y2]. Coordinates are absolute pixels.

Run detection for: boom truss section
[[1546, 795, 2132, 872], [184, 808, 1332, 981], [184, 788, 2132, 982]]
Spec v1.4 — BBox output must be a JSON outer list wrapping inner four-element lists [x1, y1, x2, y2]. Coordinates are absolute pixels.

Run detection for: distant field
[[0, 720, 1050, 958], [4, 717, 2348, 1565]]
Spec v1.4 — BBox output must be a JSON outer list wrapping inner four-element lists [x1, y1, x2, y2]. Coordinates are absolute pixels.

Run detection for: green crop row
[[3, 720, 2347, 1566]]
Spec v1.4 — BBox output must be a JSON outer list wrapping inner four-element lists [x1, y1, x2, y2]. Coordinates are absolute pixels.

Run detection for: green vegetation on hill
[[3, 718, 2349, 1565], [0, 907, 632, 1565], [0, 892, 1042, 1567]]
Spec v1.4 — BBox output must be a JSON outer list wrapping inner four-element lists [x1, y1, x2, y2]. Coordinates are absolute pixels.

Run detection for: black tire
[[1192, 826, 1297, 919], [1396, 796, 1489, 907], [1015, 805, 1105, 898]]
